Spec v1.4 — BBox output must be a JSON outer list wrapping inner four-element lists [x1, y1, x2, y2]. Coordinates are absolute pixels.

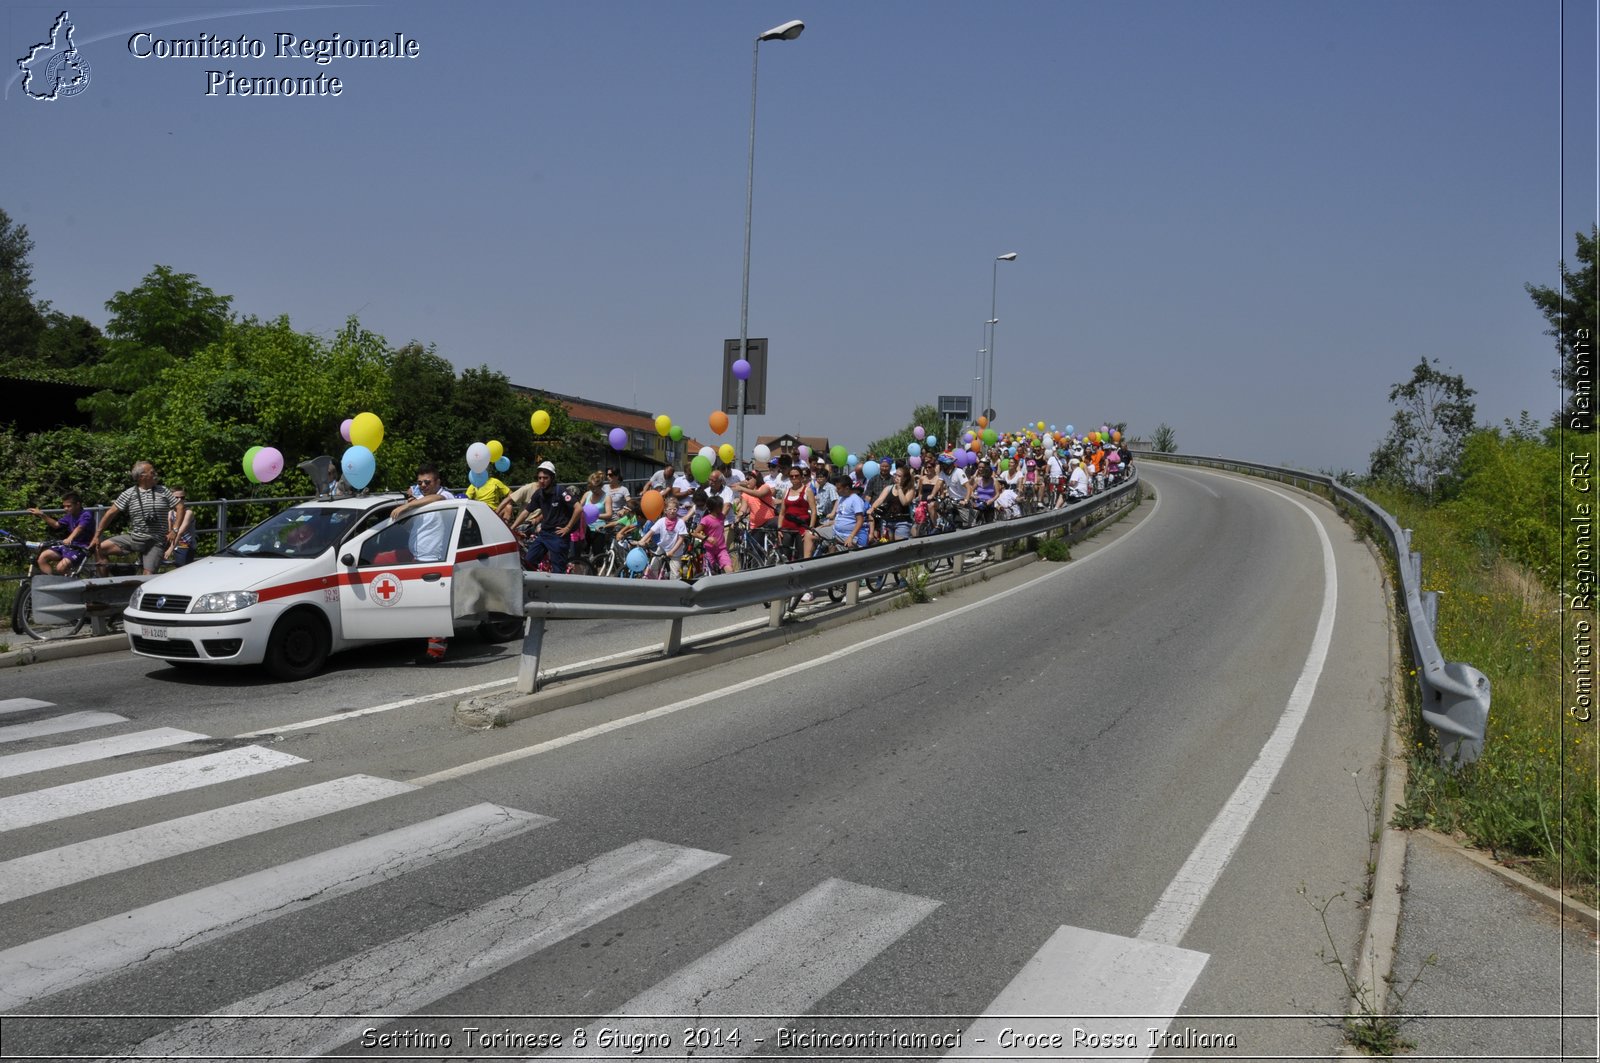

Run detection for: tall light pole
[[983, 252, 1017, 420], [737, 18, 804, 469]]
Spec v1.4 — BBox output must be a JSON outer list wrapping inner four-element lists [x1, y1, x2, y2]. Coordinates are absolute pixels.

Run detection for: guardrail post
[[663, 617, 683, 658], [216, 500, 229, 550], [1422, 590, 1439, 630], [845, 579, 860, 606], [768, 598, 785, 628], [1410, 550, 1424, 587], [516, 617, 547, 694]]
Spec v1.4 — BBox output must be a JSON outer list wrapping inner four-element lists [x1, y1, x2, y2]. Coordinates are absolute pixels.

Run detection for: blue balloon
[[907, 442, 921, 457], [469, 468, 489, 488], [1065, 424, 1075, 437], [341, 445, 376, 490], [626, 546, 648, 574], [926, 435, 936, 447], [495, 455, 511, 473], [847, 453, 858, 467], [862, 460, 880, 482]]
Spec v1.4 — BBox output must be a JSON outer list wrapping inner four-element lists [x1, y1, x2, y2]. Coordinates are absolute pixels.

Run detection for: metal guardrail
[[512, 474, 1143, 694], [1144, 453, 1490, 766]]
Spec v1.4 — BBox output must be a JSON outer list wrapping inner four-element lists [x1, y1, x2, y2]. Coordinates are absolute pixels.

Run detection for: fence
[[1142, 454, 1490, 766]]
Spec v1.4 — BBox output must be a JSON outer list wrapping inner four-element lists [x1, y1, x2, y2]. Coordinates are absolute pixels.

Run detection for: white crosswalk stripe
[[0, 802, 551, 1010], [0, 710, 127, 744], [126, 839, 728, 1059], [0, 726, 208, 779], [0, 698, 54, 717], [0, 774, 416, 904], [0, 745, 306, 832]]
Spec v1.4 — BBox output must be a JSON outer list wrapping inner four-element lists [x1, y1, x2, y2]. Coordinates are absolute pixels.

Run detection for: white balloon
[[699, 446, 715, 463], [466, 442, 491, 473], [753, 444, 771, 463]]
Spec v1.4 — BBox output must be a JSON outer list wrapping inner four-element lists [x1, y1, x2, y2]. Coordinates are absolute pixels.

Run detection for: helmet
[[538, 460, 557, 475]]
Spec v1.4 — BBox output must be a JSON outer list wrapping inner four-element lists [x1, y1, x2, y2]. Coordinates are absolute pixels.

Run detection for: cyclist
[[28, 492, 94, 575]]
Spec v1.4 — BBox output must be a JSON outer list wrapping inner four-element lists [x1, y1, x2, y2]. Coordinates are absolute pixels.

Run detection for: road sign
[[722, 339, 768, 415]]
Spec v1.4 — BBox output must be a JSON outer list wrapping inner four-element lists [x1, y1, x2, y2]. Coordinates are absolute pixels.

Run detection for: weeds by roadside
[[1301, 886, 1436, 1055]]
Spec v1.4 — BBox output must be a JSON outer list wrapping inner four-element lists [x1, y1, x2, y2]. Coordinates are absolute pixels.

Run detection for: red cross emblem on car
[[370, 572, 403, 607]]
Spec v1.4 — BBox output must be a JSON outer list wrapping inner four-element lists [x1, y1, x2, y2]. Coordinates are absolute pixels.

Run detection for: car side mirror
[[341, 553, 355, 566]]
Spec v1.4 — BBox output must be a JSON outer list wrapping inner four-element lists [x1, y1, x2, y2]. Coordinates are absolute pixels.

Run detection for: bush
[[1036, 537, 1070, 562]]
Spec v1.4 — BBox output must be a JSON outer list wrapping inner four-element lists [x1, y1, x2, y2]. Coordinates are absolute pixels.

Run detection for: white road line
[[0, 727, 208, 779], [412, 497, 1160, 788], [0, 774, 417, 904], [563, 878, 940, 1056], [0, 698, 54, 717], [0, 746, 305, 833], [956, 925, 1209, 1060], [128, 839, 726, 1060], [0, 710, 126, 744], [1137, 479, 1338, 947], [0, 802, 551, 1010]]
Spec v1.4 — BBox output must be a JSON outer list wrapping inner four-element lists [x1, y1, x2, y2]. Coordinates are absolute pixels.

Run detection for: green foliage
[[1439, 427, 1563, 590], [864, 403, 942, 459], [1367, 357, 1477, 500], [0, 207, 43, 361], [1036, 537, 1071, 562], [0, 426, 140, 512], [1525, 225, 1598, 421], [1151, 423, 1177, 453]]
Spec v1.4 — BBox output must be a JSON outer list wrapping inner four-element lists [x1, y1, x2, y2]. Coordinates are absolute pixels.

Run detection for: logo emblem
[[369, 571, 403, 607], [155, 596, 168, 611], [18, 11, 92, 101]]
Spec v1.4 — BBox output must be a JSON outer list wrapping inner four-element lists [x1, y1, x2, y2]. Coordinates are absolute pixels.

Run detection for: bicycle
[[5, 529, 139, 640], [732, 519, 780, 573]]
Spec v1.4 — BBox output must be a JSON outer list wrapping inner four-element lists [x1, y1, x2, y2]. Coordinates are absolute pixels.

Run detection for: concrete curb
[[0, 633, 126, 668], [455, 549, 1045, 728]]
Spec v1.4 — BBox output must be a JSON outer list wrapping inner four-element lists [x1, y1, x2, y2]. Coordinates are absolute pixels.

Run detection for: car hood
[[138, 554, 327, 597]]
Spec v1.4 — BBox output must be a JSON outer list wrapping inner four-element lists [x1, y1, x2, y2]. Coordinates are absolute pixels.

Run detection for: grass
[[1367, 483, 1598, 906]]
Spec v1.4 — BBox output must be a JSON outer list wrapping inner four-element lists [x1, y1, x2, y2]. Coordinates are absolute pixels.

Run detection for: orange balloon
[[977, 415, 988, 429], [1112, 430, 1122, 442], [709, 410, 729, 435], [640, 489, 664, 521]]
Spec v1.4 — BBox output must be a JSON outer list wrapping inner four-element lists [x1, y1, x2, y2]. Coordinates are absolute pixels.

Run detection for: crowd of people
[[23, 461, 192, 577]]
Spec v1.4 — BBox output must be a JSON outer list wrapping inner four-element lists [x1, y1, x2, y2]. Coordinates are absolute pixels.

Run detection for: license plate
[[142, 626, 168, 640]]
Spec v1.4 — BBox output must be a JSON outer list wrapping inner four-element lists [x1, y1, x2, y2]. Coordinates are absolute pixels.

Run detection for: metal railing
[[1144, 454, 1490, 766], [513, 475, 1143, 694]]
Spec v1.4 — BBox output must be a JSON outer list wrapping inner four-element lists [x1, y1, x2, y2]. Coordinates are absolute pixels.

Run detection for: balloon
[[655, 414, 672, 437], [718, 443, 735, 464], [495, 456, 511, 473], [341, 445, 376, 490], [242, 446, 263, 484], [907, 442, 921, 457], [253, 446, 284, 484], [731, 358, 752, 381], [627, 546, 649, 574], [1000, 458, 1010, 471], [1112, 430, 1122, 442], [691, 454, 712, 483], [913, 425, 926, 440], [963, 432, 975, 444], [531, 409, 551, 435], [862, 460, 880, 482], [609, 427, 628, 451], [339, 418, 353, 443], [926, 435, 937, 447], [909, 455, 922, 469], [669, 424, 684, 441], [350, 412, 384, 451], [466, 442, 491, 472], [847, 453, 858, 468], [709, 410, 729, 435], [1037, 421, 1046, 432], [699, 446, 715, 463], [583, 502, 600, 523], [640, 489, 664, 520], [469, 469, 490, 488], [1065, 424, 1075, 437], [754, 444, 772, 463], [829, 445, 847, 467], [487, 440, 504, 462], [982, 428, 998, 445], [977, 415, 989, 429], [797, 444, 810, 461]]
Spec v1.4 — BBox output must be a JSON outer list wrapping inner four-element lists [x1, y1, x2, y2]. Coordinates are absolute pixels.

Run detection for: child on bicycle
[[642, 497, 689, 579], [695, 495, 734, 575]]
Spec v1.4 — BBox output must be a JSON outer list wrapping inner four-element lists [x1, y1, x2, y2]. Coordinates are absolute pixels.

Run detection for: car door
[[339, 505, 458, 640]]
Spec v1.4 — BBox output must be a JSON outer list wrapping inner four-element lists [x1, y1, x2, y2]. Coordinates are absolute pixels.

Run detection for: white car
[[124, 494, 526, 679]]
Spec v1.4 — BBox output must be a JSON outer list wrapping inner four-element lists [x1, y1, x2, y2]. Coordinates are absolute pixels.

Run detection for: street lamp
[[736, 18, 805, 469], [983, 252, 1017, 420]]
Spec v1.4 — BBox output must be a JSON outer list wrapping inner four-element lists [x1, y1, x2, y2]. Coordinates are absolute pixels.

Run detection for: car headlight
[[129, 589, 142, 611], [191, 591, 259, 613]]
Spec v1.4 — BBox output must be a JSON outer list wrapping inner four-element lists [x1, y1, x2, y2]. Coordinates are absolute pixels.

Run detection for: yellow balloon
[[531, 409, 551, 435], [350, 411, 384, 452], [1037, 421, 1046, 432], [487, 439, 504, 462], [718, 443, 734, 464], [654, 414, 672, 437]]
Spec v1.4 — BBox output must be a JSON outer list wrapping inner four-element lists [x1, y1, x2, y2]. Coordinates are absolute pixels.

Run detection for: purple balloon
[[732, 358, 752, 381], [909, 455, 922, 469], [339, 418, 353, 443], [583, 502, 600, 523], [913, 425, 925, 440], [609, 426, 628, 451]]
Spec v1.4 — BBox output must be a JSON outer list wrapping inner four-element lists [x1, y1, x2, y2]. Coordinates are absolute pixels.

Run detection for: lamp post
[[736, 18, 805, 470], [983, 252, 1018, 420]]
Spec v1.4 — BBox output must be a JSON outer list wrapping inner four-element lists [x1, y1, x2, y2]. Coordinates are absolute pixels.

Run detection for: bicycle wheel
[[16, 581, 86, 641]]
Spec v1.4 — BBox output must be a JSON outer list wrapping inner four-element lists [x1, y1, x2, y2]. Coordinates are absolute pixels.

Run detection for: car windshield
[[224, 506, 370, 558]]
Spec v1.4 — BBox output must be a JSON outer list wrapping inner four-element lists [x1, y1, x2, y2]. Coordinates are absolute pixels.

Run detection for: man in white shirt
[[1068, 458, 1092, 500], [390, 462, 458, 664]]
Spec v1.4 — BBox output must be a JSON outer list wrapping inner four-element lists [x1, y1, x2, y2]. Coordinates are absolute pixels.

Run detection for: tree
[[1151, 423, 1178, 453], [865, 403, 943, 461], [1525, 225, 1598, 426], [0, 208, 44, 362], [1368, 358, 1477, 500], [81, 265, 234, 429]]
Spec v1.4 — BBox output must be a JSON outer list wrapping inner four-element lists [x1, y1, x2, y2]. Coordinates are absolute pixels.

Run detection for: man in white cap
[[511, 461, 581, 573], [1067, 457, 1092, 501]]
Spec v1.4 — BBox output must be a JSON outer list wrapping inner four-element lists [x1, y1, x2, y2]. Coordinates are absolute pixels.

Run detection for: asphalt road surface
[[0, 464, 1393, 1060]]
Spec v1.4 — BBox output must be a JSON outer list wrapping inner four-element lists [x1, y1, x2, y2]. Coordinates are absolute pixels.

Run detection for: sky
[[5, 0, 1596, 474]]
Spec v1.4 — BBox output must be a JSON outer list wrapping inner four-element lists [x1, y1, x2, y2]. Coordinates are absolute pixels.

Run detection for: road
[[0, 464, 1392, 1060]]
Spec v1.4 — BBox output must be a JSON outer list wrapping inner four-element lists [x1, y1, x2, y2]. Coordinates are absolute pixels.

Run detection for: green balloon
[[669, 425, 684, 441], [829, 445, 847, 467], [999, 458, 1010, 471], [691, 454, 712, 484], [982, 428, 998, 446], [243, 446, 263, 484]]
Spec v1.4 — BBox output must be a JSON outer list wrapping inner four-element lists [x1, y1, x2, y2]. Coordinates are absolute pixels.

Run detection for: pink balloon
[[732, 358, 752, 381], [909, 455, 922, 469], [797, 444, 810, 461], [913, 426, 925, 440], [339, 418, 353, 443], [252, 446, 285, 484]]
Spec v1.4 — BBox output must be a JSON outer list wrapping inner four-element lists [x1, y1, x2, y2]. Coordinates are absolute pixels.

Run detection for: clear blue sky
[[7, 0, 1595, 473]]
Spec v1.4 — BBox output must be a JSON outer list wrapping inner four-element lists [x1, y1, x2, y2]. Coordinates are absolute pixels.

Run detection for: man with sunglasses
[[390, 463, 458, 664]]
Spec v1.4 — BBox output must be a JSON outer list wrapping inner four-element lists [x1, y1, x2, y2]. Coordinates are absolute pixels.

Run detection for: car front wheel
[[263, 610, 330, 681]]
